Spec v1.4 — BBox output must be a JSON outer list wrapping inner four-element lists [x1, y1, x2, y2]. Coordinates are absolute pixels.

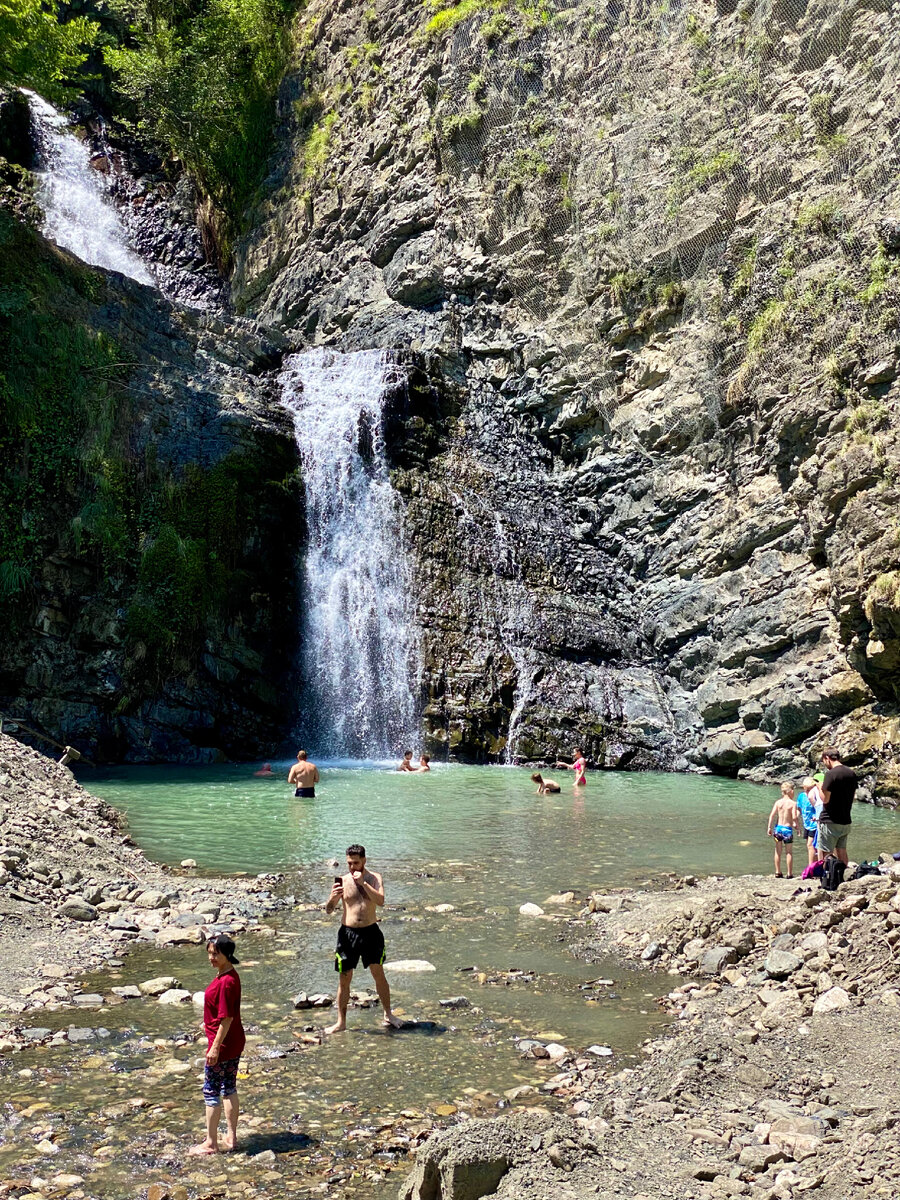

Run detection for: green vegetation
[[858, 245, 899, 306], [0, 211, 299, 691], [104, 0, 300, 261], [732, 241, 756, 298], [302, 111, 337, 178], [745, 298, 787, 358], [423, 0, 550, 41], [424, 0, 495, 36], [685, 12, 709, 48], [866, 572, 900, 619], [796, 197, 842, 237], [687, 149, 740, 187], [0, 0, 100, 101]]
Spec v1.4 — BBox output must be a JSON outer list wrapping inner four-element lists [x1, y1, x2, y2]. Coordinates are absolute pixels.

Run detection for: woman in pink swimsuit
[[555, 748, 587, 786]]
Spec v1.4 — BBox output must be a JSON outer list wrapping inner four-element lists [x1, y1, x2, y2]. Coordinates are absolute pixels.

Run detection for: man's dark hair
[[207, 933, 239, 964], [346, 843, 366, 858], [823, 747, 840, 760]]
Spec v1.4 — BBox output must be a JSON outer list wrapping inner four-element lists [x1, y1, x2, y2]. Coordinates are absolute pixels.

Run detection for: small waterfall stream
[[279, 348, 420, 757], [27, 92, 154, 285]]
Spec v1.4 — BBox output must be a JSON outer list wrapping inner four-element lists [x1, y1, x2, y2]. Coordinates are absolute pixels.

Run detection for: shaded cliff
[[230, 0, 900, 793], [0, 211, 301, 762]]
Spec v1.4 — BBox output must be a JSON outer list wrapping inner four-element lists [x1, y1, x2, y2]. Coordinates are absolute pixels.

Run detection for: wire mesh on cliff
[[424, 0, 900, 448]]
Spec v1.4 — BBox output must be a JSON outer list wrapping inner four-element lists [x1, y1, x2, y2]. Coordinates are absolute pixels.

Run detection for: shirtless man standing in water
[[288, 750, 319, 798], [324, 844, 403, 1034]]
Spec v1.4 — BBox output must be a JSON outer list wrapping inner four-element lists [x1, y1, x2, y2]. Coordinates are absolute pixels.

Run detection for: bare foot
[[222, 1139, 238, 1153], [383, 1012, 404, 1029], [188, 1141, 218, 1156], [324, 1019, 347, 1035]]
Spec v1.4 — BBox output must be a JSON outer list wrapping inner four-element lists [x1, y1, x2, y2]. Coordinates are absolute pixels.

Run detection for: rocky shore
[[403, 866, 900, 1200], [0, 734, 292, 1033]]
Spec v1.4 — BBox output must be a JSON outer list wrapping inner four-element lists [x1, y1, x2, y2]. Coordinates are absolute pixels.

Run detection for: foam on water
[[27, 92, 154, 285], [279, 348, 420, 757]]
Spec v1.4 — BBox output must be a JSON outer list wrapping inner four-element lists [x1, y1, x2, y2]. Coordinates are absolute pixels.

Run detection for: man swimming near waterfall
[[288, 750, 319, 798], [324, 843, 403, 1034]]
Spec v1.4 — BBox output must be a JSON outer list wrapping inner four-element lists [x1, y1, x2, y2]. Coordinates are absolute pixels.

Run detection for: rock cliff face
[[0, 215, 301, 762], [231, 0, 900, 794]]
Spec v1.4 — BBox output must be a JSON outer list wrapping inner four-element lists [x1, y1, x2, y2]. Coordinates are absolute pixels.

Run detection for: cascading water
[[27, 92, 154, 285], [279, 348, 420, 758]]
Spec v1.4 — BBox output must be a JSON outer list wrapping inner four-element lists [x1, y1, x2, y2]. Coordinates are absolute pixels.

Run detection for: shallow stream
[[2, 765, 895, 1197]]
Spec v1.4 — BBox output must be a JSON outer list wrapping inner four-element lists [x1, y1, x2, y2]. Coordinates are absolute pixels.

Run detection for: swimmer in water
[[531, 773, 561, 795], [253, 763, 274, 778]]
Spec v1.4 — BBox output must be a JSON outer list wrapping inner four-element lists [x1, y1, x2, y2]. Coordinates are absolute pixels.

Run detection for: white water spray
[[27, 92, 154, 285], [279, 348, 420, 757]]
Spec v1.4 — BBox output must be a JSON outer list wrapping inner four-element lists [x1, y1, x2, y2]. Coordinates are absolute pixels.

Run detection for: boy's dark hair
[[403, 750, 413, 757], [531, 773, 542, 783], [346, 843, 366, 858], [207, 933, 239, 964]]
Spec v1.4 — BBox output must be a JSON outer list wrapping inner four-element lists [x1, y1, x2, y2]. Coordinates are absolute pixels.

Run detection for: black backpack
[[821, 855, 846, 892], [848, 860, 881, 881]]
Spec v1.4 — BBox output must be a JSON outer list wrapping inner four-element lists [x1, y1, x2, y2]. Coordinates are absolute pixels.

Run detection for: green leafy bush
[[104, 0, 300, 258], [0, 0, 100, 101]]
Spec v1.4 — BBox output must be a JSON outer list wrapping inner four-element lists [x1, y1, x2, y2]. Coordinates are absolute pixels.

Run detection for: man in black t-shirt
[[819, 748, 858, 866]]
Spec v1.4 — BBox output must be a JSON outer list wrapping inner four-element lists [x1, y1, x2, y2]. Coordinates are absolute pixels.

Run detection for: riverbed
[[2, 764, 894, 1197]]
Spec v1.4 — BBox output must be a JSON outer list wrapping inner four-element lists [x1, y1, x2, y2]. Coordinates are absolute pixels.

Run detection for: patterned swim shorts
[[203, 1056, 240, 1106]]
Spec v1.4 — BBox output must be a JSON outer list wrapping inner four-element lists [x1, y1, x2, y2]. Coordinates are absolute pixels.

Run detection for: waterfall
[[279, 348, 420, 758], [27, 92, 154, 286]]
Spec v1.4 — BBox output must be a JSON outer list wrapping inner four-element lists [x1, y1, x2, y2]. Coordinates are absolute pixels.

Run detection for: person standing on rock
[[797, 777, 820, 867], [288, 750, 319, 798], [190, 934, 245, 1156], [819, 749, 858, 866], [555, 748, 587, 786], [767, 782, 802, 878], [323, 843, 403, 1034]]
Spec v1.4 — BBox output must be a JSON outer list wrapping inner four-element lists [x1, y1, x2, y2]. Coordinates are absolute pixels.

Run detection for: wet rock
[[181, 859, 198, 868], [157, 988, 192, 1005], [139, 976, 179, 996], [641, 942, 662, 961], [72, 993, 104, 1006], [439, 996, 471, 1009], [67, 1026, 96, 1041], [155, 925, 204, 946], [61, 898, 99, 921], [586, 1045, 613, 1057], [518, 903, 545, 917], [111, 985, 142, 999], [545, 892, 577, 905], [292, 992, 313, 1009]]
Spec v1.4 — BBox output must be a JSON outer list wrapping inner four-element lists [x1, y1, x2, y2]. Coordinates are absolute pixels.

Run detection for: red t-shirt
[[204, 969, 245, 1059]]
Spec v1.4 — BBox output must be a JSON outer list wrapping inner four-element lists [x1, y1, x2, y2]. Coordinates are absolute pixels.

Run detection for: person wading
[[324, 843, 403, 1034], [288, 750, 319, 798]]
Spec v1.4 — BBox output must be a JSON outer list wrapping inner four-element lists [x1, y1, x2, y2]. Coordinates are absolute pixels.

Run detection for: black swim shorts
[[335, 923, 386, 973], [294, 787, 315, 798]]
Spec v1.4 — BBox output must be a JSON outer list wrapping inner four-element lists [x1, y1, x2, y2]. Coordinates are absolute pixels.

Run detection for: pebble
[[519, 903, 545, 917]]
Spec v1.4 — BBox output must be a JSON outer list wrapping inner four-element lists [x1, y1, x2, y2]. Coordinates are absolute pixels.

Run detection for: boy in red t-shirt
[[189, 934, 245, 1155]]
